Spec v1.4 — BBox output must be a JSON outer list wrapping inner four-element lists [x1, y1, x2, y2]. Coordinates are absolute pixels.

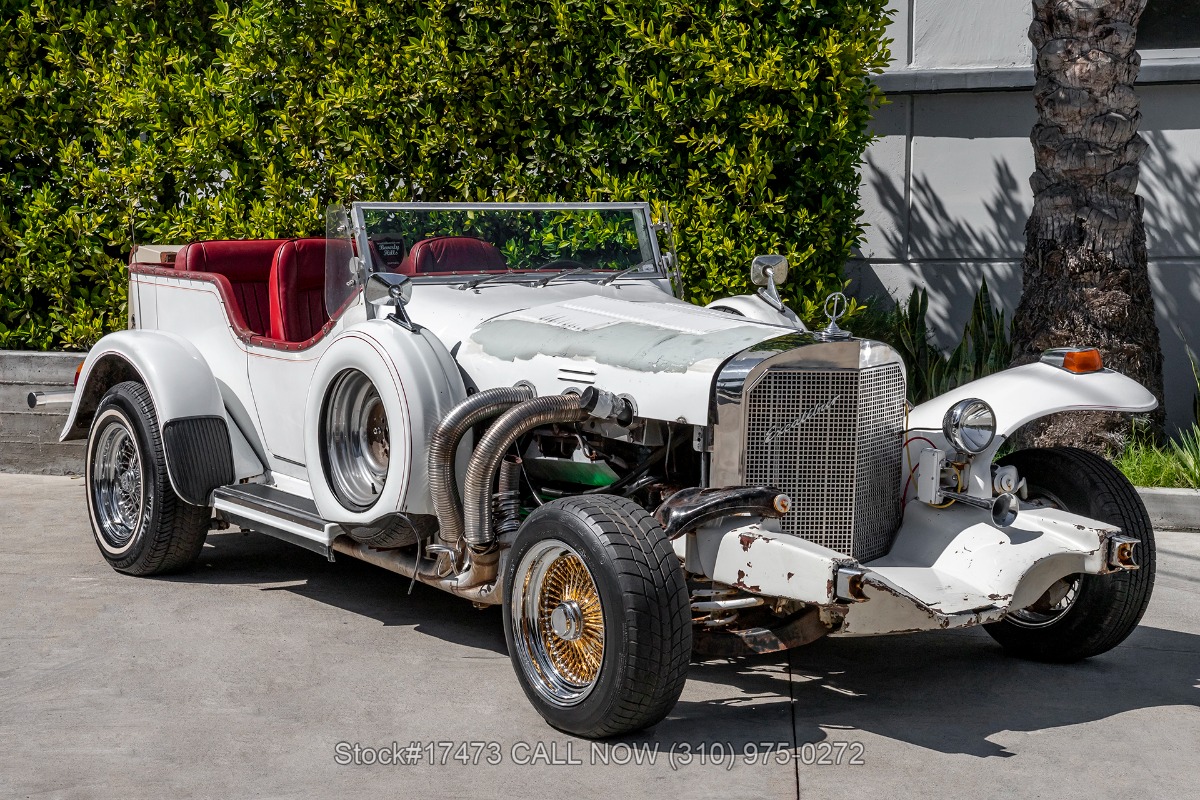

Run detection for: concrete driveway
[[1, 473, 1197, 799]]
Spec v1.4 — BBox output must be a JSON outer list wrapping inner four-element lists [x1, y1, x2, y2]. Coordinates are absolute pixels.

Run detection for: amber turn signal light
[[1041, 347, 1104, 374]]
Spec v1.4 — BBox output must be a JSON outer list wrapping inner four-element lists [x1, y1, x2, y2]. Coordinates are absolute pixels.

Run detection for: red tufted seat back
[[399, 236, 507, 275], [176, 239, 286, 336], [269, 238, 331, 343]]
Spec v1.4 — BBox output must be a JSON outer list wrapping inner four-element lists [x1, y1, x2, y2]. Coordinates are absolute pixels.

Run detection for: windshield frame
[[348, 201, 668, 285]]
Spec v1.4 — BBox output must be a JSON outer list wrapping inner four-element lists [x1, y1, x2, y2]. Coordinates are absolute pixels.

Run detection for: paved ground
[[1, 474, 1197, 799]]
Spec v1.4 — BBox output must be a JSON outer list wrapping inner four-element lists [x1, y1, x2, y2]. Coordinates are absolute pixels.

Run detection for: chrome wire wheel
[[511, 539, 606, 708], [1006, 576, 1081, 628], [90, 412, 145, 553], [322, 370, 390, 511]]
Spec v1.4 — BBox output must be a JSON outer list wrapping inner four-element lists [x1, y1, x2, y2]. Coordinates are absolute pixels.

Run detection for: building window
[[1140, 0, 1200, 51]]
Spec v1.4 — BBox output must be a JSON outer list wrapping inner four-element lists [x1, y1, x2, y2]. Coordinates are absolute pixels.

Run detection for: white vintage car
[[44, 202, 1157, 738]]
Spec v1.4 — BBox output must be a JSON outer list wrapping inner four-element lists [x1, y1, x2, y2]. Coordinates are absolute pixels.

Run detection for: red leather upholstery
[[269, 238, 331, 343], [177, 239, 286, 335], [399, 236, 507, 275]]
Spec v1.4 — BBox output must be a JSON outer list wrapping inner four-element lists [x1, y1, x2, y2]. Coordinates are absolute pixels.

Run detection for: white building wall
[[854, 0, 1200, 432]]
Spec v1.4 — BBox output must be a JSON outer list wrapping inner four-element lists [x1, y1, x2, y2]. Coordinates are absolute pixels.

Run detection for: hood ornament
[[820, 292, 852, 340]]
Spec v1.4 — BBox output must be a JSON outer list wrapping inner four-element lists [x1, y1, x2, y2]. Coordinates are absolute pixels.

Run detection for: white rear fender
[[61, 329, 265, 502], [303, 321, 467, 523]]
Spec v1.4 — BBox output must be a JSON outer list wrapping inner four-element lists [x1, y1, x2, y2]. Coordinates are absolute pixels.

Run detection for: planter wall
[[0, 351, 86, 475]]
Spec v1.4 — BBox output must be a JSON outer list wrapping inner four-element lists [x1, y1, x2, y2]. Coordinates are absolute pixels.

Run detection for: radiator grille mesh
[[743, 363, 906, 562]]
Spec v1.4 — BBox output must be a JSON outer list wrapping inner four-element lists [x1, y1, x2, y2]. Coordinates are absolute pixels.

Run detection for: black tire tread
[[507, 494, 691, 737], [89, 382, 210, 576], [985, 446, 1155, 662]]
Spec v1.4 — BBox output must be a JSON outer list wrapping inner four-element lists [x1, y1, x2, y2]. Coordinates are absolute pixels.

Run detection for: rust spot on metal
[[739, 533, 755, 552], [786, 572, 795, 581], [732, 571, 762, 593]]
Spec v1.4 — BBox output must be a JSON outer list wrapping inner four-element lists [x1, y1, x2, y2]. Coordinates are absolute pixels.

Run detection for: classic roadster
[[41, 202, 1156, 737]]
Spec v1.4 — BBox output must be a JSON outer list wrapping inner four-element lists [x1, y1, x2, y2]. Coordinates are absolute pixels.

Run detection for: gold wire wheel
[[512, 540, 606, 707]]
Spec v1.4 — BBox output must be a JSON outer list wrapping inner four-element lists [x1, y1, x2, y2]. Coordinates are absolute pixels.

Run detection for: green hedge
[[0, 0, 890, 350]]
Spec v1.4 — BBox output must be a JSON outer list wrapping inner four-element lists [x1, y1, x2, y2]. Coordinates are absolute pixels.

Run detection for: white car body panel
[[455, 294, 789, 423], [705, 293, 806, 329], [681, 500, 1120, 636]]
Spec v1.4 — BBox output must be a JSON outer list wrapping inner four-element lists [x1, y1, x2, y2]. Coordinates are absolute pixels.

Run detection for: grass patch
[[1115, 438, 1193, 488]]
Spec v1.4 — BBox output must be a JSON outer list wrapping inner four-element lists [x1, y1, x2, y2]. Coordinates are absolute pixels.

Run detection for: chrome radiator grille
[[743, 363, 906, 562]]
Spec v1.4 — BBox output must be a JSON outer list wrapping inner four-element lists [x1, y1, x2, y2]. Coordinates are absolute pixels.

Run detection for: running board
[[211, 484, 339, 559]]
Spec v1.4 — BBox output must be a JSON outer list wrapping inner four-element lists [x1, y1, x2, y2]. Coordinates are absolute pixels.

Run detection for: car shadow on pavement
[[181, 531, 1200, 757], [662, 624, 1200, 757], [175, 529, 509, 655]]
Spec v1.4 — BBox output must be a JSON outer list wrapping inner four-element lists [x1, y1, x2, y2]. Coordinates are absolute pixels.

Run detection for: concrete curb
[[1137, 487, 1200, 532], [1, 350, 86, 475]]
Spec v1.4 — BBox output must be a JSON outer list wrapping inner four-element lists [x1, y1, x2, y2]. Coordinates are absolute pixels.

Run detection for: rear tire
[[502, 495, 691, 738], [984, 446, 1155, 662], [85, 381, 210, 575]]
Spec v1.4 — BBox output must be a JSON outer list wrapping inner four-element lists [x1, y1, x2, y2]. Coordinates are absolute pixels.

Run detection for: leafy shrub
[[851, 279, 1011, 404], [0, 0, 891, 350]]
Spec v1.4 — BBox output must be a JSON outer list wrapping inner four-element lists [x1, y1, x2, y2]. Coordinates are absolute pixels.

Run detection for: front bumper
[[678, 501, 1136, 636]]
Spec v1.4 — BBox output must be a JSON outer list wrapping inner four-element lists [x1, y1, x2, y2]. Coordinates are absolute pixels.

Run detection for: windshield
[[349, 202, 663, 281]]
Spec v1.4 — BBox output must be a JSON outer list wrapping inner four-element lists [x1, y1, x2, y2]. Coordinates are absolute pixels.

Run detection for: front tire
[[85, 381, 209, 575], [985, 446, 1155, 662], [503, 495, 691, 738]]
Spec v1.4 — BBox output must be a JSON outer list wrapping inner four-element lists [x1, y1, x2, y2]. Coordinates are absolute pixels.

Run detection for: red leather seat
[[269, 238, 331, 343], [399, 236, 507, 275], [177, 239, 286, 335]]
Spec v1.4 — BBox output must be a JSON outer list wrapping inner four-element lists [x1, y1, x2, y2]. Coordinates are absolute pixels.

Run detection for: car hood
[[454, 295, 789, 423]]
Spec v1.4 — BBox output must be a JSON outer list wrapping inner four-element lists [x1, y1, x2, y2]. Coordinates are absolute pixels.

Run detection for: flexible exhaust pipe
[[462, 393, 590, 550], [462, 388, 630, 551], [428, 385, 534, 545]]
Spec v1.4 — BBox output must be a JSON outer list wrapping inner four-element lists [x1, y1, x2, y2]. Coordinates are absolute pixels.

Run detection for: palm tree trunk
[[1010, 0, 1165, 451]]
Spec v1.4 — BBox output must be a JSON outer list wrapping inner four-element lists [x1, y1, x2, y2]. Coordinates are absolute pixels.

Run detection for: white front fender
[[906, 362, 1156, 495], [907, 362, 1157, 441]]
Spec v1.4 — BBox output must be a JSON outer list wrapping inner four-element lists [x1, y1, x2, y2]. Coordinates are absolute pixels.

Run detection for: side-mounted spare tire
[[503, 495, 692, 738], [985, 446, 1156, 662], [85, 381, 210, 575]]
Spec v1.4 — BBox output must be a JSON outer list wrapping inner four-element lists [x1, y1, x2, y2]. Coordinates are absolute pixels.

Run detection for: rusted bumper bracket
[[1107, 534, 1140, 570]]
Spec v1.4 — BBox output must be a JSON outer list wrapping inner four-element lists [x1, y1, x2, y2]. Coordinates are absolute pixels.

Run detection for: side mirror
[[750, 255, 788, 312], [365, 271, 413, 308], [751, 254, 789, 287]]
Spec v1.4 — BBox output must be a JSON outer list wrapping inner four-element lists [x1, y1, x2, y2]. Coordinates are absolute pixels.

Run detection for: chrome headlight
[[942, 398, 996, 455]]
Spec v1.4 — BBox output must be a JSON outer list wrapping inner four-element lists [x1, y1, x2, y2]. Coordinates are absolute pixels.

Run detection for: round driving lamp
[[942, 398, 996, 455]]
